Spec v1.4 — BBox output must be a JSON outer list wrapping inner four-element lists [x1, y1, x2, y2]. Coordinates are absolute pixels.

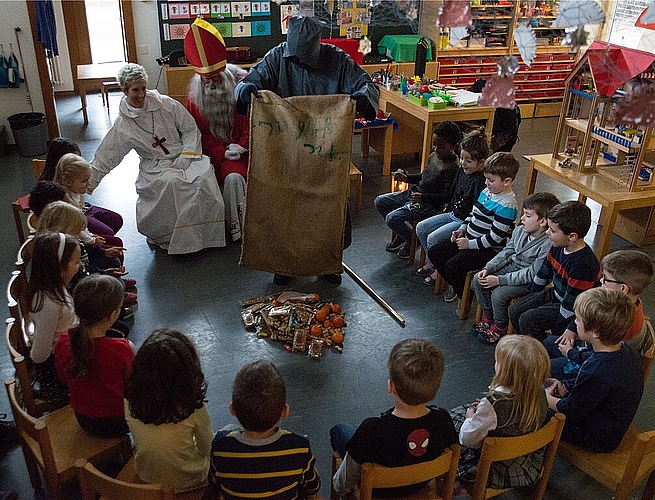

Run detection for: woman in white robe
[[89, 63, 226, 255]]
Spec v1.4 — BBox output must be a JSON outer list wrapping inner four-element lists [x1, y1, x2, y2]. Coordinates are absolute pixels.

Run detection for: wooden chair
[[101, 81, 122, 108], [349, 163, 363, 211], [32, 158, 46, 180], [434, 270, 478, 320], [470, 412, 566, 500], [641, 317, 655, 383], [108, 457, 207, 500], [330, 444, 461, 500], [5, 378, 132, 500], [77, 459, 175, 500], [12, 160, 45, 244]]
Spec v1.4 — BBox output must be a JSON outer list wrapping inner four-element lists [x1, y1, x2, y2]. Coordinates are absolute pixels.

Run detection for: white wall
[[132, 0, 165, 93], [0, 0, 46, 144]]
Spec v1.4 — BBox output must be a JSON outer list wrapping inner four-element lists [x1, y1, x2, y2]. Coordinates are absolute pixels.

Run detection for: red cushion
[[321, 38, 363, 65]]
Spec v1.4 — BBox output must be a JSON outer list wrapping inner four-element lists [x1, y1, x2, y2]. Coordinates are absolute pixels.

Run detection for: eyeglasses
[[601, 273, 624, 285]]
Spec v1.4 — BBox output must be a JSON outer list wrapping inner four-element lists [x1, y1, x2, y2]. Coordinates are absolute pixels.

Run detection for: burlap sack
[[240, 91, 355, 276]]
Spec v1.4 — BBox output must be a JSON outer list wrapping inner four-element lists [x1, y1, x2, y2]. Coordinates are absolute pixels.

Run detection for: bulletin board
[[156, 0, 419, 61]]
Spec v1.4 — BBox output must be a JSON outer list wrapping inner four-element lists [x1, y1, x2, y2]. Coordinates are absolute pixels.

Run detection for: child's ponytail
[[67, 275, 124, 377]]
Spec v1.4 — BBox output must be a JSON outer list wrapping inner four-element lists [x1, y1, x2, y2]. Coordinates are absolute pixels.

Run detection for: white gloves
[[225, 143, 247, 160], [175, 157, 192, 171]]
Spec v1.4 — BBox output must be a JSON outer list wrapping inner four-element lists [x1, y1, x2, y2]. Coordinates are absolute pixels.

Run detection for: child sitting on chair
[[330, 339, 457, 498], [472, 192, 560, 344], [375, 121, 462, 260], [546, 288, 643, 453]]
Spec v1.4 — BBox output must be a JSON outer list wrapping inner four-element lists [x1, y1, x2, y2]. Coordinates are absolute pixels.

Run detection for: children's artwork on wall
[[280, 3, 298, 34], [252, 20, 272, 35], [211, 2, 232, 17], [170, 23, 192, 39], [213, 22, 233, 37], [231, 2, 251, 18], [169, 3, 190, 19], [233, 21, 252, 36]]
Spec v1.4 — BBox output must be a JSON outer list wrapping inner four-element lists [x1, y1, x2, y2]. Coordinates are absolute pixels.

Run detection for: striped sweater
[[210, 428, 320, 500], [459, 188, 519, 251], [531, 244, 601, 335]]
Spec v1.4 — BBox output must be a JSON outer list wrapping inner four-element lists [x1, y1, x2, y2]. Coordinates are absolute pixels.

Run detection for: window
[[85, 0, 126, 63]]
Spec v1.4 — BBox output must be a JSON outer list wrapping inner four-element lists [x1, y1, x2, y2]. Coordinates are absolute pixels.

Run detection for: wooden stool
[[101, 81, 121, 108], [349, 163, 362, 210]]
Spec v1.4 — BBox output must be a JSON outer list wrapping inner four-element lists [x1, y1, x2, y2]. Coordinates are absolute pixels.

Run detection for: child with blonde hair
[[54, 274, 134, 437], [37, 201, 136, 310], [415, 127, 490, 285], [54, 152, 123, 244], [449, 335, 550, 493]]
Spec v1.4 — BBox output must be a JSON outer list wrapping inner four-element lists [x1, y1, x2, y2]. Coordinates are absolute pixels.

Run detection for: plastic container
[[8, 113, 48, 157]]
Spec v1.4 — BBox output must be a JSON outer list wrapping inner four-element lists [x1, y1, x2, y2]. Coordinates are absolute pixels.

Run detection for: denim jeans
[[374, 191, 439, 242], [329, 422, 357, 458], [473, 276, 529, 330], [508, 288, 561, 340], [415, 211, 462, 266]]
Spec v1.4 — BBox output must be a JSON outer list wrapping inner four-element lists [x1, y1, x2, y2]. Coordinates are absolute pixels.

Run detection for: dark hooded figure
[[235, 16, 378, 286], [235, 16, 379, 121]]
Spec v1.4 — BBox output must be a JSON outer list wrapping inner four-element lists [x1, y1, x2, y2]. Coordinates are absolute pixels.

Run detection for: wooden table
[[378, 86, 495, 169], [357, 121, 394, 176], [525, 154, 655, 258], [77, 62, 125, 124]]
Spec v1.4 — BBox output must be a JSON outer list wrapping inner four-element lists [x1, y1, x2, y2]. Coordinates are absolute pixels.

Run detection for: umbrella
[[585, 40, 655, 97], [636, 3, 655, 30]]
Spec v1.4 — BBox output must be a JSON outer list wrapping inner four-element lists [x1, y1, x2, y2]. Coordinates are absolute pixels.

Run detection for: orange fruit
[[332, 332, 345, 344], [332, 316, 345, 328], [320, 304, 331, 315], [315, 309, 327, 322], [310, 325, 322, 337], [323, 320, 332, 329], [332, 303, 342, 314]]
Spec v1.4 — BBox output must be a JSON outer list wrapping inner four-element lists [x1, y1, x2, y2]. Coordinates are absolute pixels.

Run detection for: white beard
[[188, 67, 238, 143]]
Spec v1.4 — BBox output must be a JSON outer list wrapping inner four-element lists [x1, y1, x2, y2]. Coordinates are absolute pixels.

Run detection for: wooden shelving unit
[[434, 0, 576, 117]]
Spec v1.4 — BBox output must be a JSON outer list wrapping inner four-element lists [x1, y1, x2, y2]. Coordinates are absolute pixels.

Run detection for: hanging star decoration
[[406, 5, 418, 21], [359, 36, 372, 56], [552, 0, 605, 27], [449, 26, 469, 46], [513, 23, 537, 67], [562, 25, 589, 51], [642, 1, 655, 24], [609, 83, 655, 128], [438, 0, 472, 28], [478, 56, 519, 110]]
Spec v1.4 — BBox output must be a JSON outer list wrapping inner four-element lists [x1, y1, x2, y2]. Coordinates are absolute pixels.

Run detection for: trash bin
[[8, 112, 48, 157]]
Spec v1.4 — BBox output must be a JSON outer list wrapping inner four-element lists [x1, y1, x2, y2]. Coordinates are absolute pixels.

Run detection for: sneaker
[[415, 266, 434, 277], [122, 278, 137, 289], [470, 321, 489, 336], [273, 274, 293, 285], [321, 273, 342, 286], [397, 243, 411, 259], [444, 285, 457, 302], [477, 324, 507, 345], [120, 307, 135, 320], [385, 236, 405, 252], [123, 292, 138, 306]]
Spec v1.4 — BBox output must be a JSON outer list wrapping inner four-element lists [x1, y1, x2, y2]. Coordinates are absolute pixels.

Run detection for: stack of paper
[[448, 90, 481, 107]]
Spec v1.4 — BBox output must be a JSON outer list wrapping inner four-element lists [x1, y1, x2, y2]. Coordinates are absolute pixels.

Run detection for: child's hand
[[409, 191, 422, 202], [455, 237, 469, 250], [465, 406, 477, 418], [393, 169, 407, 182], [478, 269, 489, 279], [558, 342, 573, 357], [104, 247, 126, 258], [545, 378, 568, 398], [451, 230, 464, 242], [556, 329, 577, 347], [479, 274, 499, 288], [105, 266, 128, 278], [94, 235, 106, 245]]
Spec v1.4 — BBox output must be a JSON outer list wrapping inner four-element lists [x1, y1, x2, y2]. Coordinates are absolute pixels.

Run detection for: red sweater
[[54, 333, 134, 418]]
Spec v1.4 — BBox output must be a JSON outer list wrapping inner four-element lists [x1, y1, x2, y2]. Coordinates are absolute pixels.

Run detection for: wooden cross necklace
[[132, 111, 170, 155]]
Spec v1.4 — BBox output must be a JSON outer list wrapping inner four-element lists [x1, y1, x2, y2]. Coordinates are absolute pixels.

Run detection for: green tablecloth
[[377, 35, 433, 62]]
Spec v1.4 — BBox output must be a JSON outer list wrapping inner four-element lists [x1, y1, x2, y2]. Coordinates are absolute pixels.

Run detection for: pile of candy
[[241, 292, 346, 357]]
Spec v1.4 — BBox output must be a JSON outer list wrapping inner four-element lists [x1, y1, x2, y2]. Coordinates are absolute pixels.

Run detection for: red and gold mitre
[[184, 18, 227, 76]]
